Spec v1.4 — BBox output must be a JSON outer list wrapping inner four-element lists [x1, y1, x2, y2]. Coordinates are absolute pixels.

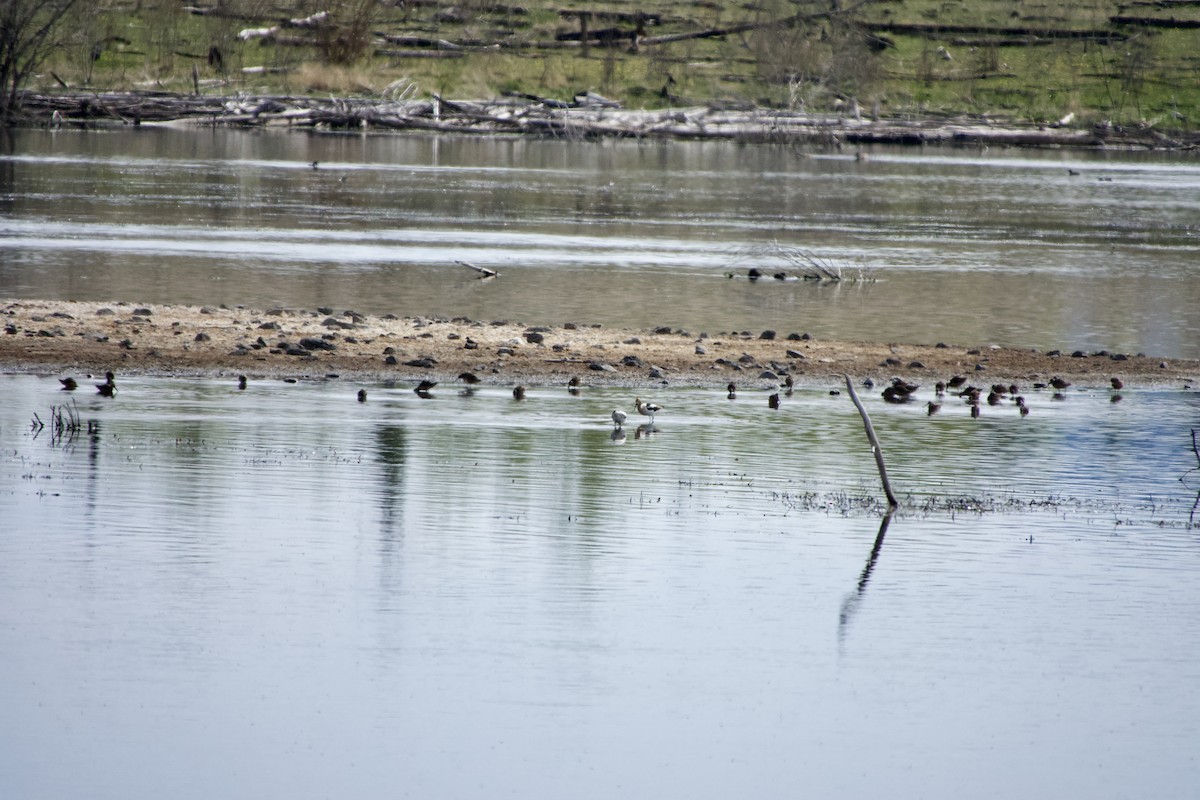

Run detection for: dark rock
[[622, 355, 644, 368], [194, 332, 211, 342], [525, 332, 545, 344], [405, 357, 437, 368], [759, 330, 776, 340], [300, 337, 337, 351]]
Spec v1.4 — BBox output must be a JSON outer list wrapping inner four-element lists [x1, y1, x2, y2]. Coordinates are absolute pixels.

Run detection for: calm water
[[1, 128, 1199, 358], [2, 373, 1200, 798]]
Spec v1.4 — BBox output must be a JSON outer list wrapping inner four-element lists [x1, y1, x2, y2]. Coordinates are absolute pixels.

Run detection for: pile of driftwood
[[15, 89, 1198, 150]]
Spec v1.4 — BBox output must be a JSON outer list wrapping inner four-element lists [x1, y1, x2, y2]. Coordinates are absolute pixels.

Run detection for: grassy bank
[[28, 1, 1200, 131]]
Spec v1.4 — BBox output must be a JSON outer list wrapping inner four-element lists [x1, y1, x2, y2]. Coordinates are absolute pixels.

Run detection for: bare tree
[[0, 0, 79, 121]]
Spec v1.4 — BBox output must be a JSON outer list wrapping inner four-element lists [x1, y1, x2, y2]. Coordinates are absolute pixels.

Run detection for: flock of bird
[[54, 368, 1126, 428]]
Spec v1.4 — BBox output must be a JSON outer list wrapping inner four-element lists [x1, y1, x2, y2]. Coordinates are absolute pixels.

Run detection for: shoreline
[[14, 90, 1200, 152], [3, 299, 1197, 390]]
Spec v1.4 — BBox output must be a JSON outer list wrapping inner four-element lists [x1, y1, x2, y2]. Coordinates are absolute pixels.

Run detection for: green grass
[[29, 0, 1200, 131]]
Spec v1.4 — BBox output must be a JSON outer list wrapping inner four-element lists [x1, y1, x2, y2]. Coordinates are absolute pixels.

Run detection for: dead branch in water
[[727, 243, 874, 282], [456, 260, 497, 279], [844, 374, 899, 509]]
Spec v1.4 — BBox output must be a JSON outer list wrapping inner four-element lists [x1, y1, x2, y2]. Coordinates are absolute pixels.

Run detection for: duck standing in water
[[96, 371, 116, 397], [59, 377, 78, 391], [634, 397, 662, 425], [512, 385, 526, 400]]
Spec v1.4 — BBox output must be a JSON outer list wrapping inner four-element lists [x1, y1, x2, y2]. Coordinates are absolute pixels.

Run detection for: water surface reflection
[[1, 374, 1199, 798]]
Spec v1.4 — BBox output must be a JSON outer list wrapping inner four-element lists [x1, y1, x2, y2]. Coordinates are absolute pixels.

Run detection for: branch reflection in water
[[838, 508, 894, 645]]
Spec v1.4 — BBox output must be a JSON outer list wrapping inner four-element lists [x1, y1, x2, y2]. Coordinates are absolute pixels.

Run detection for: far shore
[[3, 299, 1196, 391], [14, 90, 1200, 151]]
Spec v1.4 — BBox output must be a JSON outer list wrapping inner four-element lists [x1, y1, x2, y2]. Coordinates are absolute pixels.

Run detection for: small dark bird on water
[[458, 371, 480, 385], [1049, 376, 1071, 390], [727, 381, 737, 400], [96, 371, 116, 397], [513, 385, 526, 400], [1111, 376, 1124, 391], [768, 393, 781, 409], [59, 377, 78, 391], [970, 403, 981, 419], [926, 401, 941, 416], [415, 380, 437, 394], [947, 375, 967, 389], [357, 389, 367, 402], [237, 375, 247, 390]]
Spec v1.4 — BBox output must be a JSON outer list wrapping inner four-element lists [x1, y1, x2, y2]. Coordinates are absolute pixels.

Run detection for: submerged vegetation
[[1, 0, 1198, 134]]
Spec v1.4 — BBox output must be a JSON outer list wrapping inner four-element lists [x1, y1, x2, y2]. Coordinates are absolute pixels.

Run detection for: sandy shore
[[3, 298, 1197, 390]]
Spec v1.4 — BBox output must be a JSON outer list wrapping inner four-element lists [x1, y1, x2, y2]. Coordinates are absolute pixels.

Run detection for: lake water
[[1, 127, 1199, 358], [2, 128, 1200, 798], [2, 371, 1199, 799]]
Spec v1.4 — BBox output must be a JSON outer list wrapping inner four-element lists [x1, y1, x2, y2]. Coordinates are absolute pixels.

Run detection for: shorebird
[[458, 371, 480, 385], [415, 380, 437, 394], [513, 385, 526, 400], [612, 409, 627, 429], [768, 393, 781, 409], [634, 397, 662, 424], [357, 389, 367, 402], [1049, 376, 1071, 390], [59, 377, 78, 391], [96, 371, 116, 397], [237, 375, 248, 390], [1110, 376, 1124, 391], [926, 400, 941, 416], [727, 381, 737, 400]]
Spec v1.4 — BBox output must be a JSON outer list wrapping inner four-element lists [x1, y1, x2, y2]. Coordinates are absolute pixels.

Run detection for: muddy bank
[[3, 299, 1196, 390]]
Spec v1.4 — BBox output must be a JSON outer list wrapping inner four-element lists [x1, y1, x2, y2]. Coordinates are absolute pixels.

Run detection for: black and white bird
[[634, 397, 662, 425]]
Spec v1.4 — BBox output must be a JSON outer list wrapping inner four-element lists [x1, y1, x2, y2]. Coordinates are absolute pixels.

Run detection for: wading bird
[[634, 397, 662, 425]]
